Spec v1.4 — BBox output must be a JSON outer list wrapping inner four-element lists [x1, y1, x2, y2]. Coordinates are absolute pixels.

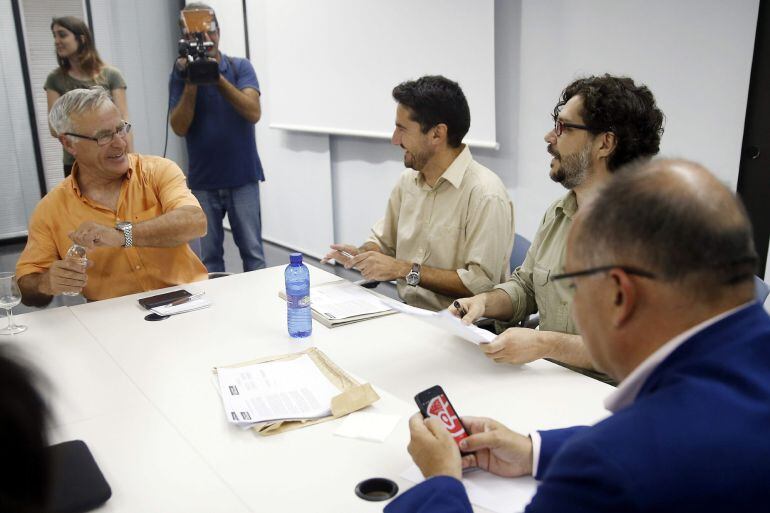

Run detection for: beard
[[550, 143, 591, 190], [402, 146, 431, 171]]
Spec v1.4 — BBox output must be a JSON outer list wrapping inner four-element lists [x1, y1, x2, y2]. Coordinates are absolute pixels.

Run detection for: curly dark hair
[[392, 75, 470, 148], [553, 75, 664, 171]]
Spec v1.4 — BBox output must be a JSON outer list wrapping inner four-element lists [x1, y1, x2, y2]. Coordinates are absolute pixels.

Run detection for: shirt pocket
[[427, 220, 462, 267], [533, 266, 568, 331]]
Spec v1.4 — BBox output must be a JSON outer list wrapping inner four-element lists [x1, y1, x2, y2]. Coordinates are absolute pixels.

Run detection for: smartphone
[[137, 289, 192, 310], [414, 385, 471, 446]]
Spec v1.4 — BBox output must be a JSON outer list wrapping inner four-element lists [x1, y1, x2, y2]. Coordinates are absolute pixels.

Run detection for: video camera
[[177, 8, 219, 85]]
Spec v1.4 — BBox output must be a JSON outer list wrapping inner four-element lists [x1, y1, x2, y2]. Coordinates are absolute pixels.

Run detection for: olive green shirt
[[44, 66, 127, 166], [367, 146, 515, 311], [495, 191, 578, 334]]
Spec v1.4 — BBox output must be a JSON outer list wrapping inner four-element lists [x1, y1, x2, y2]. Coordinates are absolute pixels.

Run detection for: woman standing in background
[[44, 16, 132, 177]]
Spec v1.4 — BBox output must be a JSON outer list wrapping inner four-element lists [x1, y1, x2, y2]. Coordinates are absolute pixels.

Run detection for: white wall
[[247, 0, 759, 250], [512, 0, 759, 238]]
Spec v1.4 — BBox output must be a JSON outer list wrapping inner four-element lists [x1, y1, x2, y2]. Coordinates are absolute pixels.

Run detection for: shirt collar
[[604, 301, 754, 412], [68, 157, 135, 198], [414, 145, 472, 189], [555, 191, 578, 219]]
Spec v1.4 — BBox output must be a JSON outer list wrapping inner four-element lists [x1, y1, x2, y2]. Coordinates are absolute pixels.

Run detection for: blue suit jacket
[[385, 303, 770, 513]]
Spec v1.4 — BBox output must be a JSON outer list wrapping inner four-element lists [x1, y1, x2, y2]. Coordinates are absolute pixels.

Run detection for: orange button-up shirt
[[16, 154, 208, 301]]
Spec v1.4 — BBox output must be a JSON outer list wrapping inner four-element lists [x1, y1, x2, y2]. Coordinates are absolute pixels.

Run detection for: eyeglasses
[[553, 119, 593, 137], [550, 265, 657, 284], [64, 121, 131, 146]]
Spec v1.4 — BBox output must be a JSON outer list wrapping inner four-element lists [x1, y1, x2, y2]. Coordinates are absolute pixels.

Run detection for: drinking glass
[[0, 272, 27, 335]]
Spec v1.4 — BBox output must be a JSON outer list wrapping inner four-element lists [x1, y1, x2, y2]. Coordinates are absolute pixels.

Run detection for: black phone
[[414, 385, 471, 447], [137, 289, 192, 310]]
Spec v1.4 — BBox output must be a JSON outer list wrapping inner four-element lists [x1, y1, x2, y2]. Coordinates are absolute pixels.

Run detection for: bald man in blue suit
[[386, 159, 770, 513]]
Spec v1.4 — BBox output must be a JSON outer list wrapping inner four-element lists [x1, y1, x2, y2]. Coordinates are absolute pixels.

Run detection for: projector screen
[[263, 0, 497, 148]]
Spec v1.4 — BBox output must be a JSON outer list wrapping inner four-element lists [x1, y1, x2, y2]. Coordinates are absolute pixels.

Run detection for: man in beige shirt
[[453, 75, 664, 370], [323, 75, 514, 311]]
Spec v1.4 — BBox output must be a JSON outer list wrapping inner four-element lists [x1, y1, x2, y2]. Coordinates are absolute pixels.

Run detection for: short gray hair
[[48, 86, 114, 137]]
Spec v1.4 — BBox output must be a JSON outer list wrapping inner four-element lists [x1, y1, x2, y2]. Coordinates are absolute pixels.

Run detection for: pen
[[170, 292, 204, 307], [339, 250, 355, 259], [453, 300, 467, 317]]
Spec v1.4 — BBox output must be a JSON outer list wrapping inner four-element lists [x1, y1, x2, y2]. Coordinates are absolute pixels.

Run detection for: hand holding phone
[[414, 385, 471, 448]]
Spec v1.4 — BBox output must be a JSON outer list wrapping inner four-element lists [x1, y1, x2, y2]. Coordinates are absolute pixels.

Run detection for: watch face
[[406, 272, 419, 286]]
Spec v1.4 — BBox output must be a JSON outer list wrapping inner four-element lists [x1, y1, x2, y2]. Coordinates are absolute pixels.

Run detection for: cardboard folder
[[214, 347, 380, 435]]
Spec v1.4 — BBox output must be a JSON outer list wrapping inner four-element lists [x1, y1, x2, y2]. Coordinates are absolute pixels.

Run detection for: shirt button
[[135, 265, 141, 270]]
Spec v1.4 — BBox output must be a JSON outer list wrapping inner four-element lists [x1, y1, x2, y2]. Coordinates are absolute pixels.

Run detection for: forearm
[[418, 266, 472, 298], [18, 274, 54, 307], [169, 84, 198, 136], [481, 288, 516, 320], [133, 206, 206, 247], [540, 331, 595, 370], [217, 78, 260, 123], [359, 242, 382, 253]]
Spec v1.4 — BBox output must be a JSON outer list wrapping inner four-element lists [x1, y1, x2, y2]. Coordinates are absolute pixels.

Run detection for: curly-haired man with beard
[[451, 75, 665, 373]]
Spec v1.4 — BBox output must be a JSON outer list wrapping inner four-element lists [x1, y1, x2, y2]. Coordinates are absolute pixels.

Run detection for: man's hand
[[407, 413, 463, 480], [175, 57, 189, 73], [321, 244, 360, 265], [457, 417, 533, 477], [69, 221, 123, 249], [346, 252, 409, 281], [481, 327, 548, 365], [449, 294, 488, 324], [40, 259, 89, 296]]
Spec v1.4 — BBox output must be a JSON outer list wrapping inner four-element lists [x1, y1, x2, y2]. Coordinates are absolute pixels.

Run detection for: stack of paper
[[280, 280, 397, 327], [216, 354, 342, 428], [379, 298, 496, 345]]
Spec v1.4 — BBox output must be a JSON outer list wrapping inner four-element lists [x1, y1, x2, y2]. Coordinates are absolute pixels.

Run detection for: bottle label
[[287, 294, 311, 308]]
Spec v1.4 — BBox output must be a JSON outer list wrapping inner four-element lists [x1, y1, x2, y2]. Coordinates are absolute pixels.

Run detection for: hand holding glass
[[0, 272, 27, 335]]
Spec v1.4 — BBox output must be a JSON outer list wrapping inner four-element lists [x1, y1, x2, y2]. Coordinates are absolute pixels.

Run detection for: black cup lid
[[355, 477, 399, 501]]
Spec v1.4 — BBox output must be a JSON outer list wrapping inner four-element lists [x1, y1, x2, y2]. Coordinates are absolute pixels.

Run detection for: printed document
[[381, 298, 496, 345], [311, 280, 393, 320], [217, 355, 341, 427]]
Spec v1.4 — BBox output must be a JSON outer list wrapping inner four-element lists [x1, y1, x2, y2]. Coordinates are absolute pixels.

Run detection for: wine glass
[[0, 272, 27, 335]]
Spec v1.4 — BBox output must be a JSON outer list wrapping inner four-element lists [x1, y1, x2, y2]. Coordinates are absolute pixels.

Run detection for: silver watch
[[405, 263, 421, 287], [116, 221, 133, 248]]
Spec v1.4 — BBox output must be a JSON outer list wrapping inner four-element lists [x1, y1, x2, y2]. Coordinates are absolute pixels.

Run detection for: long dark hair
[[51, 16, 104, 77]]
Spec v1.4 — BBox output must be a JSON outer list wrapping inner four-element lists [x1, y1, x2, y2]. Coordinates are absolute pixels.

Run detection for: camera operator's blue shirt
[[169, 53, 264, 189]]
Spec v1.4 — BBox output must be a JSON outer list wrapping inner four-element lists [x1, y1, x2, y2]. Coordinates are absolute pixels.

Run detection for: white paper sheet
[[381, 299, 496, 345], [311, 281, 393, 320], [151, 296, 211, 316], [216, 355, 341, 426], [333, 411, 401, 442], [401, 464, 537, 513]]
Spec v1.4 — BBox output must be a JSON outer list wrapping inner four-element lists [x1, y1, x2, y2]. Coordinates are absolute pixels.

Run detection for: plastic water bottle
[[63, 244, 88, 296], [285, 253, 311, 338]]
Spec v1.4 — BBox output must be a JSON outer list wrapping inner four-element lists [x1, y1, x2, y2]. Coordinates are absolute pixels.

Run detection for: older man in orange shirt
[[17, 87, 208, 304]]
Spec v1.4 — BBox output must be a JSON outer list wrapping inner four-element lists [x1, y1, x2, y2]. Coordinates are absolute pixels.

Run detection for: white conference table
[[8, 264, 614, 512]]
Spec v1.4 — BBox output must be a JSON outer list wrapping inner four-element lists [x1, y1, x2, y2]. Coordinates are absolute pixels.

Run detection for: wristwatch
[[405, 263, 421, 287], [116, 221, 133, 248]]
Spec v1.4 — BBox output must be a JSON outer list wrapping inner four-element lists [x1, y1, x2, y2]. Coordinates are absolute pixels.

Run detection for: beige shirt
[[367, 146, 514, 311], [495, 191, 577, 334]]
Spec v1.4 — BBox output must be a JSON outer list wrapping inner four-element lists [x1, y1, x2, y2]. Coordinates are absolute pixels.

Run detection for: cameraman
[[169, 2, 266, 273]]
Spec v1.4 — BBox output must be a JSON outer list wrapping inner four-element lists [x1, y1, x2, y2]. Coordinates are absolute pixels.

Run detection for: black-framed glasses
[[553, 119, 593, 137], [64, 121, 131, 146], [550, 265, 657, 283]]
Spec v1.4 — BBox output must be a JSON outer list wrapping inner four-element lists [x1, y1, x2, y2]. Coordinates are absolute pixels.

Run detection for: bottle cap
[[289, 253, 303, 265]]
